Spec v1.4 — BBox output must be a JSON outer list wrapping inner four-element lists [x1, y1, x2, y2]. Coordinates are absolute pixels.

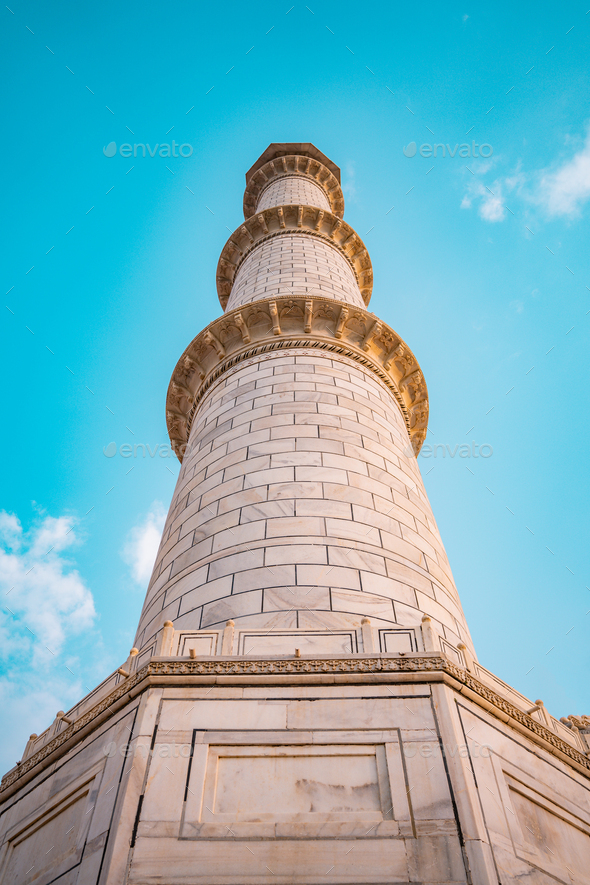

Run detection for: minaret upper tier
[[217, 143, 372, 313]]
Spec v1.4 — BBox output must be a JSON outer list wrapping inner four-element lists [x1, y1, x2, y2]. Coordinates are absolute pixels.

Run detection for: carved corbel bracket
[[243, 153, 345, 220], [166, 295, 428, 462], [216, 205, 373, 310]]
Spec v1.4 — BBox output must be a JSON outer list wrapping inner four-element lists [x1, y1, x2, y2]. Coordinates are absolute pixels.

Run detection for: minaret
[[2, 145, 588, 885], [135, 142, 476, 666]]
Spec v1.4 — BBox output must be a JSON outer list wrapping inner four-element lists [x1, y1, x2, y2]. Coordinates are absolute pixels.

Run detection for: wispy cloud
[[461, 165, 509, 222], [461, 127, 590, 223], [460, 155, 527, 223], [461, 180, 506, 222], [0, 512, 95, 657], [122, 502, 166, 585], [342, 161, 357, 201], [537, 128, 590, 217], [0, 510, 98, 773]]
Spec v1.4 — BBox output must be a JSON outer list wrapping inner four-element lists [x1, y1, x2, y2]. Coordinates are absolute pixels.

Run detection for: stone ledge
[[166, 295, 428, 461], [2, 653, 588, 798]]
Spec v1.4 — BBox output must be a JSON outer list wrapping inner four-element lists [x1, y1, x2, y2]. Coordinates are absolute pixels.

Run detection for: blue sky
[[1, 0, 589, 771]]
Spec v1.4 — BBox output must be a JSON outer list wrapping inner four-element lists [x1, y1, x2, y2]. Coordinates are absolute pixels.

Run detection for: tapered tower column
[[3, 144, 588, 885], [134, 143, 476, 664]]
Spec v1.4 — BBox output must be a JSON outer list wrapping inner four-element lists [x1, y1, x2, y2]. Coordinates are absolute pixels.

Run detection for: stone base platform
[[1, 655, 589, 884]]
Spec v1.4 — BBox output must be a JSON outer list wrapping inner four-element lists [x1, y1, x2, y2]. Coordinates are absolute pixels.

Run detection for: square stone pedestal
[[1, 655, 589, 884]]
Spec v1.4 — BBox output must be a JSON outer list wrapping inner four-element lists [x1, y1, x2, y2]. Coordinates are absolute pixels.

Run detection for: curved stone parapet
[[243, 152, 344, 220], [166, 295, 428, 460], [216, 205, 373, 310]]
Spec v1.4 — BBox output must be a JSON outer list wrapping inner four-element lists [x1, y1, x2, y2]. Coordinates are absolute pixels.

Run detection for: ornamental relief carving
[[313, 303, 337, 322], [279, 300, 305, 322], [344, 313, 368, 339], [165, 295, 428, 459], [3, 653, 588, 795], [216, 205, 373, 310]]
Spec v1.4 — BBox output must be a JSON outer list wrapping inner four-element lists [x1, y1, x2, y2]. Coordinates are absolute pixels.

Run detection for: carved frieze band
[[165, 295, 429, 460], [216, 206, 373, 309], [242, 153, 344, 221], [3, 654, 589, 794]]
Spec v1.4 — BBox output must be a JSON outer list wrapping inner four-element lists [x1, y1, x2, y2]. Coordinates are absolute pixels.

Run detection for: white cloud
[[122, 502, 166, 586], [537, 129, 590, 217], [462, 128, 590, 222], [479, 189, 505, 222], [342, 161, 357, 201], [461, 161, 526, 223], [0, 674, 81, 772], [0, 510, 99, 773], [0, 512, 21, 550], [0, 512, 95, 658], [461, 179, 506, 222]]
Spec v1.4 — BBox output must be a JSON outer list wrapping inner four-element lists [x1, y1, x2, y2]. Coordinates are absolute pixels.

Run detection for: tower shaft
[[135, 144, 475, 664]]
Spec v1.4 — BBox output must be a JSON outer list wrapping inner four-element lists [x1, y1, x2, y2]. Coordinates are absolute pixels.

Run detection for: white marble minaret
[[134, 142, 475, 666], [1, 145, 588, 885]]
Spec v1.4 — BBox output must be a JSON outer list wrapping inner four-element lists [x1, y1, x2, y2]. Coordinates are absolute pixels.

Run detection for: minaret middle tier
[[217, 149, 371, 312], [134, 143, 476, 666]]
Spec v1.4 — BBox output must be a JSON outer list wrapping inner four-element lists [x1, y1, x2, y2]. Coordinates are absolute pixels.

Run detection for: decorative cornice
[[567, 715, 590, 730], [165, 295, 428, 460], [243, 154, 344, 221], [3, 654, 589, 795], [245, 144, 341, 186], [217, 205, 372, 310]]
